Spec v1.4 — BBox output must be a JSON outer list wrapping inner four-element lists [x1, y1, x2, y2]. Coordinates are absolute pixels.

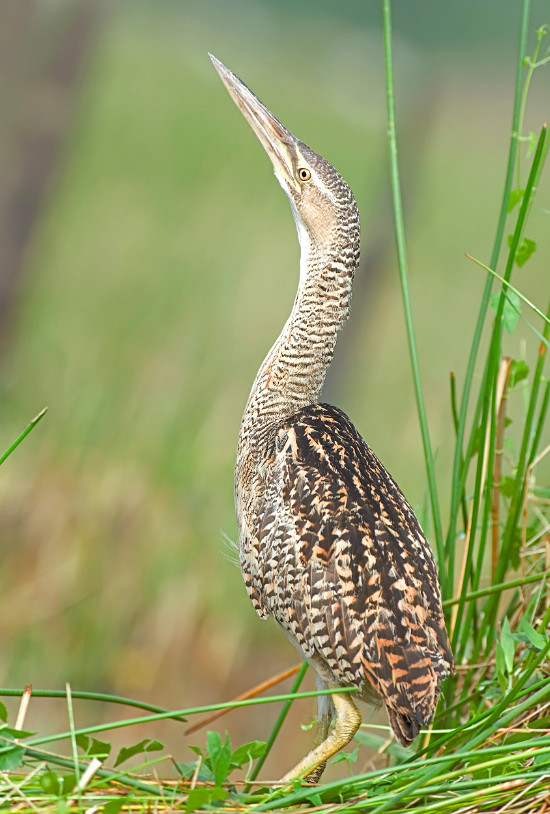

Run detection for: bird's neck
[[239, 223, 359, 439]]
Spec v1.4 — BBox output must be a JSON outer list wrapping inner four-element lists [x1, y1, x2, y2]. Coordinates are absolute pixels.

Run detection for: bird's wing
[[253, 402, 453, 745]]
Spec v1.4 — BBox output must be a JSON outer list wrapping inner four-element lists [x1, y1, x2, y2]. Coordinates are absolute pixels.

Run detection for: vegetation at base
[[1, 0, 549, 812]]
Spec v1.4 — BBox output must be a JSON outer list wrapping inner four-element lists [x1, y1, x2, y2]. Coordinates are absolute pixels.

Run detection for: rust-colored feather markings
[[258, 404, 453, 747], [210, 54, 454, 782]]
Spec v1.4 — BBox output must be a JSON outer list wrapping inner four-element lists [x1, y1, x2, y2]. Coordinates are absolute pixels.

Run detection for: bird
[[210, 55, 454, 783]]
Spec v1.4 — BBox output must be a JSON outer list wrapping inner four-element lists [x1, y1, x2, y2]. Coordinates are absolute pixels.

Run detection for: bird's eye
[[298, 168, 312, 182]]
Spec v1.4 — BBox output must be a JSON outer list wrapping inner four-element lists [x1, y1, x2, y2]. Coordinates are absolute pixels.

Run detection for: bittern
[[211, 55, 454, 783]]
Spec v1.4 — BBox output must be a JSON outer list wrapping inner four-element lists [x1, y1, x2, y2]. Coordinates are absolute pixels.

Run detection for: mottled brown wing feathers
[[253, 403, 453, 745]]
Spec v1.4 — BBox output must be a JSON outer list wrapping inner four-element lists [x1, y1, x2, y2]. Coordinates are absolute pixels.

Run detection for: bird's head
[[210, 55, 358, 253]]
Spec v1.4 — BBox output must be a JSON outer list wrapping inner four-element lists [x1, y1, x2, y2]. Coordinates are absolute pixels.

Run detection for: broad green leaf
[[2, 726, 35, 739], [175, 761, 215, 784], [502, 291, 521, 335], [490, 290, 521, 334], [495, 642, 507, 690], [115, 740, 149, 766], [500, 618, 515, 673], [516, 237, 537, 267], [509, 359, 529, 387], [114, 738, 164, 767], [76, 734, 90, 753], [206, 731, 233, 786], [0, 745, 24, 771], [230, 740, 266, 768], [61, 773, 77, 795], [509, 524, 527, 569], [331, 745, 359, 765], [518, 616, 547, 650], [507, 233, 537, 266], [185, 787, 227, 814], [0, 702, 7, 722], [499, 476, 516, 498], [145, 738, 164, 753], [104, 799, 129, 814], [206, 730, 223, 757], [89, 737, 112, 758], [40, 770, 62, 794], [508, 188, 525, 212]]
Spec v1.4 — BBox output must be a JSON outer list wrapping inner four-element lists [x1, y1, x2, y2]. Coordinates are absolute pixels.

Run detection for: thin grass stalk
[[469, 374, 499, 610], [529, 376, 550, 463], [455, 125, 549, 671], [0, 738, 164, 797], [442, 571, 547, 607], [366, 673, 550, 814], [464, 641, 550, 743], [492, 359, 512, 578], [0, 687, 356, 751], [254, 720, 550, 811], [245, 662, 307, 788], [466, 256, 550, 332], [0, 688, 187, 722], [482, 147, 550, 648], [65, 684, 81, 804], [449, 355, 495, 659], [421, 673, 550, 772], [0, 408, 47, 466], [518, 300, 550, 471], [381, 0, 444, 584], [446, 0, 531, 585], [450, 373, 470, 532]]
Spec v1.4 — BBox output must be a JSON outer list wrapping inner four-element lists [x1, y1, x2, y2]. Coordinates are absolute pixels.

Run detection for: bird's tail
[[361, 645, 449, 747]]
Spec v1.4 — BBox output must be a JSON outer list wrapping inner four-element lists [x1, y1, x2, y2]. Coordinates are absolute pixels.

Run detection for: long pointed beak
[[209, 55, 300, 195]]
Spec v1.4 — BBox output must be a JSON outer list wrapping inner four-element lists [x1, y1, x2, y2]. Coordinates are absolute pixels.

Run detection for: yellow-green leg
[[280, 690, 361, 784], [302, 709, 332, 784]]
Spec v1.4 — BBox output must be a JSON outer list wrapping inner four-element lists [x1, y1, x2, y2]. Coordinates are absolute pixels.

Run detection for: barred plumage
[[211, 55, 454, 782]]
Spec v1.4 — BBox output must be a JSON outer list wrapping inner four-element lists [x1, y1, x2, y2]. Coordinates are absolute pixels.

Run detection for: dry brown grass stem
[[492, 357, 511, 579], [184, 664, 301, 736], [14, 685, 32, 735]]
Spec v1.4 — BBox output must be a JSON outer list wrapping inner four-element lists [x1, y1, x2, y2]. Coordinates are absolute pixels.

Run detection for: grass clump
[[1, 1, 549, 812]]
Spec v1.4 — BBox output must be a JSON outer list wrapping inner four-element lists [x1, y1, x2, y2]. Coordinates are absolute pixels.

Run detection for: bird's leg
[[302, 682, 334, 784], [280, 689, 361, 784], [302, 710, 331, 784]]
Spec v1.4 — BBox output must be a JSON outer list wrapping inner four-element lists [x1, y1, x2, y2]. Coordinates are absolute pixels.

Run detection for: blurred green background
[[0, 0, 548, 777]]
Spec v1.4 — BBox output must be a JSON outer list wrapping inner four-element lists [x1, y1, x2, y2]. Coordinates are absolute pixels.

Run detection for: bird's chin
[[274, 171, 300, 203]]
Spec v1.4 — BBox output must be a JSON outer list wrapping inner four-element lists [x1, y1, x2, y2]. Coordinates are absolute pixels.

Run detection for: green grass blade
[[466, 252, 550, 331], [446, 0, 531, 584], [0, 408, 47, 466], [451, 123, 549, 664], [0, 737, 165, 797], [245, 662, 308, 788], [381, 0, 444, 585], [0, 687, 187, 722], [13, 686, 356, 750], [442, 570, 547, 608]]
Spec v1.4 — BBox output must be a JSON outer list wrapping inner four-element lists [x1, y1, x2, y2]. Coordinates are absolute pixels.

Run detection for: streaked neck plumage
[[238, 193, 360, 445]]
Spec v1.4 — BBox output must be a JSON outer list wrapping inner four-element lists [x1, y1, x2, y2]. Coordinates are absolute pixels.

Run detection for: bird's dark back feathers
[[249, 402, 453, 745]]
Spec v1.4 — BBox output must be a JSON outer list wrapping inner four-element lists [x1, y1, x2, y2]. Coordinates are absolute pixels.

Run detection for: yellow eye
[[298, 168, 311, 182]]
